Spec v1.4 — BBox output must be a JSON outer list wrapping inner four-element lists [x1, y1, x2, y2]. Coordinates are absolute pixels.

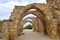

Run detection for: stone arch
[[20, 4, 46, 18], [18, 16, 45, 36], [20, 18, 39, 31], [16, 4, 48, 29], [18, 17, 39, 35], [9, 3, 52, 40], [22, 11, 44, 23], [22, 11, 44, 22], [18, 18, 40, 36], [18, 20, 34, 34], [17, 4, 48, 34], [24, 17, 44, 32], [17, 10, 47, 35], [1, 0, 59, 39]]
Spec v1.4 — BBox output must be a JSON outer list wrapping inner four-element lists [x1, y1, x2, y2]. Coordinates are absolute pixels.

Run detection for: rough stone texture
[[2, 20, 10, 40], [1, 0, 60, 40], [49, 19, 59, 40], [0, 21, 2, 32], [0, 21, 2, 39]]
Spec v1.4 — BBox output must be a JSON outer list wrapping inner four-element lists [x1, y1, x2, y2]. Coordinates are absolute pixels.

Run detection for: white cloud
[[0, 1, 29, 12], [33, 0, 46, 3], [22, 0, 46, 3], [0, 1, 30, 20], [0, 0, 46, 20]]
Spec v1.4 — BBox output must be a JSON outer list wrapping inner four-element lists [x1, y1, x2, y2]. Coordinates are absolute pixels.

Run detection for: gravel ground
[[18, 29, 53, 40]]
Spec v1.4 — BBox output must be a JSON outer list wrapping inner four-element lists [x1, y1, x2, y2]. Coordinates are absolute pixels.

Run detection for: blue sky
[[0, 0, 46, 20]]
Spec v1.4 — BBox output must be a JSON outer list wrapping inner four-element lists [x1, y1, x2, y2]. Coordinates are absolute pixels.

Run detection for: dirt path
[[18, 29, 53, 40]]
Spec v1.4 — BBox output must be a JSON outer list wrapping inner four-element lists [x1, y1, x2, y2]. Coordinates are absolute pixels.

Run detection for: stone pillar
[[10, 20, 18, 40], [2, 20, 10, 40], [32, 19, 36, 32], [20, 25, 23, 32], [20, 21, 23, 32], [36, 18, 40, 32], [49, 19, 59, 40], [9, 20, 16, 40], [17, 22, 21, 36], [0, 21, 2, 32], [32, 19, 36, 31], [32, 18, 38, 32], [9, 7, 22, 40], [38, 19, 44, 34]]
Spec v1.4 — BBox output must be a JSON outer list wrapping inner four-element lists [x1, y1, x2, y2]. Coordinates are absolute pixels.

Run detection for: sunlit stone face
[[46, 0, 53, 4], [46, 0, 60, 4]]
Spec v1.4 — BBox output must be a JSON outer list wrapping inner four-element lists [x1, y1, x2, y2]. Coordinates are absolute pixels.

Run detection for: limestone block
[[49, 19, 59, 40], [0, 21, 2, 32], [2, 20, 10, 40]]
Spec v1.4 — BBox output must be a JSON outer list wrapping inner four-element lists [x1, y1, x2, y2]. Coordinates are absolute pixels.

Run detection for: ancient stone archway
[[20, 17, 44, 32], [21, 18, 43, 31], [2, 0, 60, 40], [9, 4, 52, 40], [17, 10, 47, 36]]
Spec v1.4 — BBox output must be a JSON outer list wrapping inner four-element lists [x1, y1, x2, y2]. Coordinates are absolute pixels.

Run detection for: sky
[[23, 14, 37, 19], [0, 0, 46, 20], [0, 0, 46, 26]]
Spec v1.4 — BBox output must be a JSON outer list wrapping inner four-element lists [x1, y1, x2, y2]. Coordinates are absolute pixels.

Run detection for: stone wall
[[2, 20, 10, 40], [58, 24, 60, 38], [0, 21, 3, 38], [1, 0, 60, 40], [0, 21, 2, 32]]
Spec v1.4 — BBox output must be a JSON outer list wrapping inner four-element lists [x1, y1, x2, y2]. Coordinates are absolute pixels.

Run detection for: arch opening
[[18, 7, 48, 34], [23, 22, 33, 29], [23, 14, 37, 20]]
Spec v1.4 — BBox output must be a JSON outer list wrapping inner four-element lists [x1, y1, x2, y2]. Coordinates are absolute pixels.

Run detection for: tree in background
[[24, 25, 32, 29]]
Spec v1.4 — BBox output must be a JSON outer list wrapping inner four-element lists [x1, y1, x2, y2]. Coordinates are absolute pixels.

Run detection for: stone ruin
[[0, 0, 60, 40]]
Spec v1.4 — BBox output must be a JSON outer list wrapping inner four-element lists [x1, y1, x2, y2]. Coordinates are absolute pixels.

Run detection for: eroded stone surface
[[0, 0, 60, 40]]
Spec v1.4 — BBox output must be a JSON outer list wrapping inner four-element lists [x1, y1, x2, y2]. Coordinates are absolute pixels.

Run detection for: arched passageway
[[17, 10, 47, 36], [18, 16, 52, 40], [9, 5, 54, 40], [2, 1, 60, 40], [19, 17, 44, 33]]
